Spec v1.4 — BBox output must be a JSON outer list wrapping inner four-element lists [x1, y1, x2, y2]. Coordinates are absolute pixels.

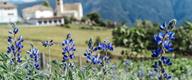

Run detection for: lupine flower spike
[[42, 40, 54, 47], [62, 33, 76, 62], [7, 23, 24, 64], [27, 44, 40, 70], [42, 40, 54, 75], [84, 38, 113, 65], [152, 19, 176, 80]]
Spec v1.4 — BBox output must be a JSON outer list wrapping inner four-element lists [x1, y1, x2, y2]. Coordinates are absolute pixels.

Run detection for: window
[[54, 20, 57, 23], [44, 20, 47, 24], [59, 19, 62, 23], [38, 21, 42, 24], [49, 20, 52, 23], [8, 13, 14, 16], [3, 2, 7, 5]]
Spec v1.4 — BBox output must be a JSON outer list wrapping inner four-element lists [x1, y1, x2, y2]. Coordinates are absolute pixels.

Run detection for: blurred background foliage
[[112, 20, 192, 56]]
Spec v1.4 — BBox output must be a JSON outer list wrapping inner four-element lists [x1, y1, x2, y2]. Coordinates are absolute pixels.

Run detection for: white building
[[56, 0, 83, 20], [0, 2, 19, 23], [35, 10, 53, 18], [22, 0, 84, 26], [23, 5, 54, 20], [23, 5, 64, 26], [29, 17, 65, 26]]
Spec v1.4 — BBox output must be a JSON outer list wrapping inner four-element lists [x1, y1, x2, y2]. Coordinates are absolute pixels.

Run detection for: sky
[[6, 0, 41, 3]]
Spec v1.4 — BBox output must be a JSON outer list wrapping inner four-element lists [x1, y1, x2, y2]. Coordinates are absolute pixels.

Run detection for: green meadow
[[0, 24, 126, 60]]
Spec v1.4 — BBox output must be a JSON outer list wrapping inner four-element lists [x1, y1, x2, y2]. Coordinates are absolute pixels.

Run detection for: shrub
[[174, 22, 192, 55], [86, 12, 100, 24], [64, 24, 71, 28], [112, 21, 192, 55], [112, 25, 159, 53], [64, 16, 72, 24]]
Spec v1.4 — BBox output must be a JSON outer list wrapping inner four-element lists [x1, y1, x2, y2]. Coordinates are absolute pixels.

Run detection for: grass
[[1, 24, 192, 80], [0, 24, 126, 60]]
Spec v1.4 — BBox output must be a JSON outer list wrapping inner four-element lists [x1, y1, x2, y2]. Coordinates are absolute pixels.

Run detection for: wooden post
[[78, 55, 82, 67], [40, 53, 46, 69]]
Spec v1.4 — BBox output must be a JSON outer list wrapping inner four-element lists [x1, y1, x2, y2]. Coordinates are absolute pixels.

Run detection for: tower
[[56, 0, 64, 15]]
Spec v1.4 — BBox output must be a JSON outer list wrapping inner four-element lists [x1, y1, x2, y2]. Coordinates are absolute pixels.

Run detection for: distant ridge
[[11, 0, 192, 25]]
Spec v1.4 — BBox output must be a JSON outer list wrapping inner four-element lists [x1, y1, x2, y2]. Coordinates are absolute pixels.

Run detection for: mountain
[[11, 0, 192, 25], [51, 0, 192, 25]]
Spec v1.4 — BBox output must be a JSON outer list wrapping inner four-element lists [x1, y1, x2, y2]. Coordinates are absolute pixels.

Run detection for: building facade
[[23, 5, 54, 20], [56, 0, 83, 20], [29, 17, 65, 26], [0, 2, 19, 23], [23, 5, 65, 26], [22, 0, 83, 26]]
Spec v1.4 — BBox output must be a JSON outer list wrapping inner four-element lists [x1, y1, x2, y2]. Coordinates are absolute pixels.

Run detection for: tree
[[43, 0, 50, 7], [86, 12, 100, 23], [135, 19, 154, 28]]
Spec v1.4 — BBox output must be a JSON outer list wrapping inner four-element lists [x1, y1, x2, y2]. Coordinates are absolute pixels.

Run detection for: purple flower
[[27, 45, 40, 70], [7, 36, 12, 43], [160, 23, 167, 30], [62, 33, 76, 62], [69, 54, 75, 59], [7, 23, 24, 64], [152, 48, 163, 57], [154, 32, 164, 45], [152, 62, 159, 72], [13, 27, 19, 34], [84, 38, 113, 65], [94, 41, 113, 51], [63, 55, 68, 61], [167, 32, 175, 40], [42, 40, 54, 47], [161, 56, 172, 66], [92, 55, 102, 64], [152, 19, 176, 80], [162, 40, 174, 52]]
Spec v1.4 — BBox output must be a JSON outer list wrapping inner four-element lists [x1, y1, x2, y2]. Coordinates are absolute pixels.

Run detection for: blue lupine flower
[[63, 55, 68, 61], [17, 53, 22, 63], [27, 45, 40, 70], [161, 56, 172, 66], [162, 40, 174, 52], [7, 23, 24, 64], [42, 40, 54, 47], [8, 36, 12, 43], [160, 69, 172, 80], [13, 27, 19, 34], [92, 55, 102, 64], [152, 61, 159, 72], [94, 41, 114, 51], [152, 48, 163, 57], [84, 38, 113, 65], [167, 32, 175, 40], [152, 19, 176, 80], [154, 32, 164, 45], [158, 76, 163, 80], [7, 46, 12, 53], [164, 74, 171, 80], [160, 23, 166, 30], [84, 50, 92, 62], [61, 33, 76, 62]]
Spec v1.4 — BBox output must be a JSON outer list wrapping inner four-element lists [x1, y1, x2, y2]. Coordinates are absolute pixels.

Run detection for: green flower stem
[[48, 46, 52, 79]]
